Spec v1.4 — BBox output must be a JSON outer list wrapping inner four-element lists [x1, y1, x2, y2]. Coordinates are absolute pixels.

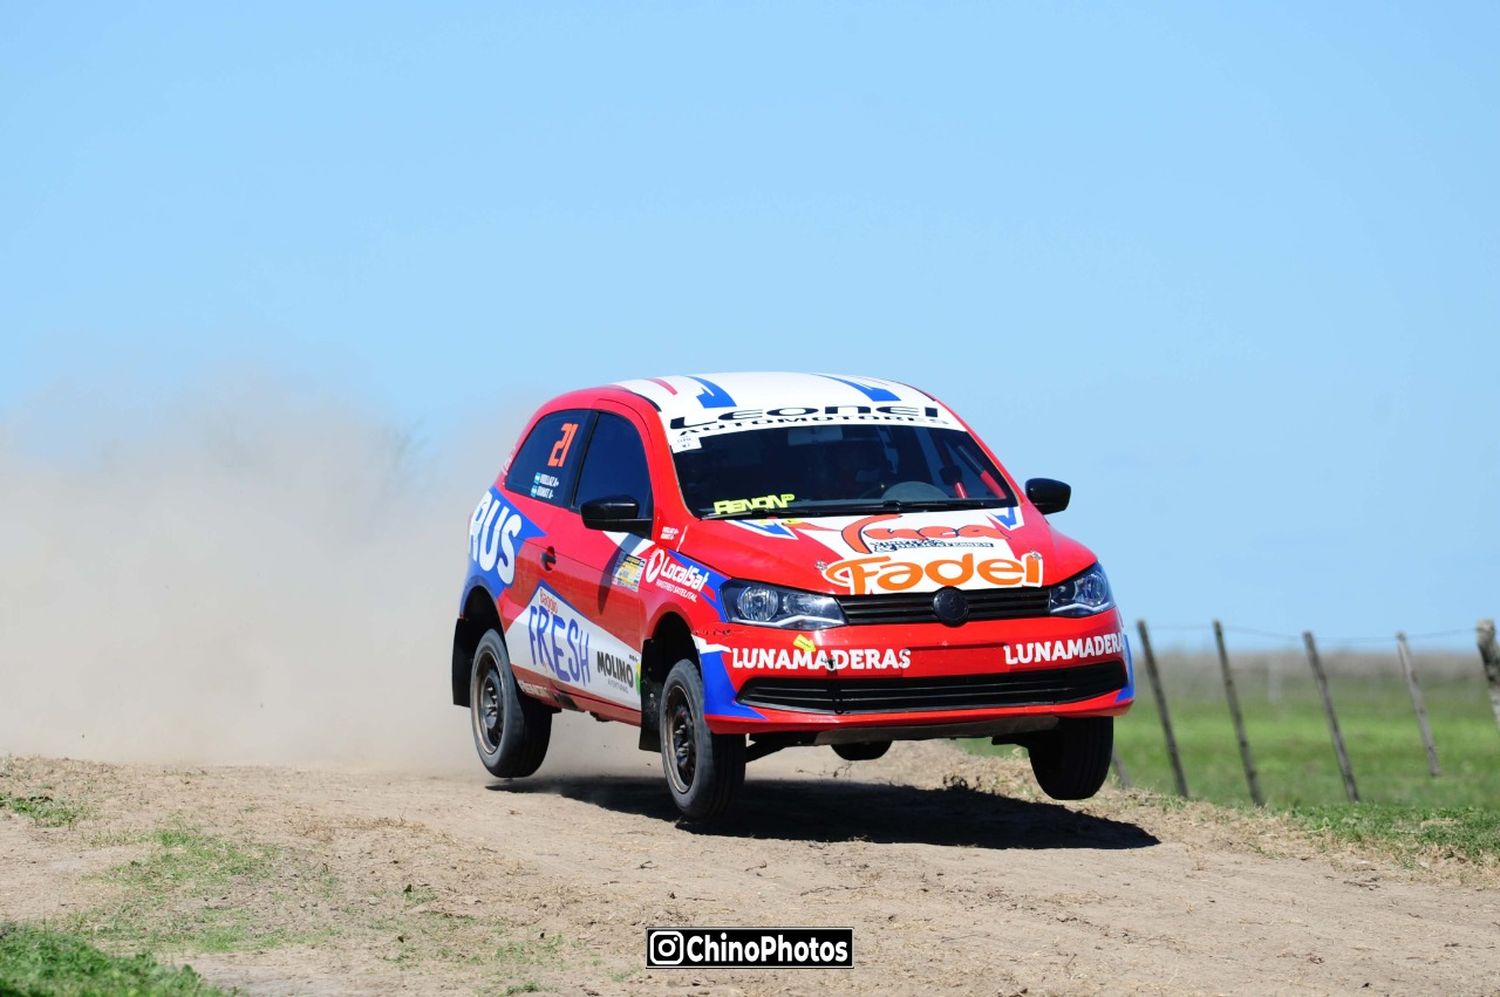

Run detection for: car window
[[505, 409, 594, 506], [574, 412, 654, 518], [672, 424, 1015, 518]]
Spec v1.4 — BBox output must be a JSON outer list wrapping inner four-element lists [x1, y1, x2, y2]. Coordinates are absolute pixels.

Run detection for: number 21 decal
[[548, 421, 579, 467]]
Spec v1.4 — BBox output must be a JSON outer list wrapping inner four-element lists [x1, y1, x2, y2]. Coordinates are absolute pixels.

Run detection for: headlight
[[1048, 563, 1114, 617], [719, 580, 846, 630]]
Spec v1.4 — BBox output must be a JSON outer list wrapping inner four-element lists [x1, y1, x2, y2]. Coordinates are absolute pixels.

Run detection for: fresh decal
[[1004, 631, 1127, 667], [712, 493, 796, 517], [824, 550, 1044, 595], [505, 583, 642, 707], [466, 488, 543, 596], [730, 635, 912, 672]]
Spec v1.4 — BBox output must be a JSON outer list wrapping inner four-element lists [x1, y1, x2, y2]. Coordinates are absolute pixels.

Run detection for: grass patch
[[0, 793, 89, 828], [1286, 804, 1500, 866], [0, 922, 226, 996], [74, 824, 328, 955]]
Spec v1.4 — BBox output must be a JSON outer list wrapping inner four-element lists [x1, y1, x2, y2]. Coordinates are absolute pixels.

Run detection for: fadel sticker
[[823, 551, 1043, 595]]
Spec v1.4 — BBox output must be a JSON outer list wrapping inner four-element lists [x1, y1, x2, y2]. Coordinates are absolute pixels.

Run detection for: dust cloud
[[0, 381, 648, 777]]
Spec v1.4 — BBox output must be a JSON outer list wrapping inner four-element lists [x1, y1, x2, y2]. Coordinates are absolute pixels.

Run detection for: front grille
[[836, 587, 1050, 626], [736, 660, 1128, 714]]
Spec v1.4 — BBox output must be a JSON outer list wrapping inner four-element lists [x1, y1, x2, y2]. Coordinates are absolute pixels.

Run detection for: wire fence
[[1110, 617, 1500, 805]]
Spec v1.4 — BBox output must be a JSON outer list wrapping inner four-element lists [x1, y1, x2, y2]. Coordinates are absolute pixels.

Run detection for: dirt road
[[3, 736, 1497, 995]]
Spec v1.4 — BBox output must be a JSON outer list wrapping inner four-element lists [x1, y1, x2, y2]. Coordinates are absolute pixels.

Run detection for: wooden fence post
[[1479, 619, 1500, 738], [1395, 632, 1440, 777], [1212, 620, 1263, 806], [1303, 631, 1359, 803], [1136, 620, 1189, 798]]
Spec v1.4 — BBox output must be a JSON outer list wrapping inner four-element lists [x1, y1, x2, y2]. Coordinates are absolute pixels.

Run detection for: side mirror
[[580, 495, 651, 534], [1024, 478, 1071, 515]]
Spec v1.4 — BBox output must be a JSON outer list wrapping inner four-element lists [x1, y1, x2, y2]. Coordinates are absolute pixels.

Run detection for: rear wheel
[[832, 740, 891, 762], [470, 630, 551, 778], [1027, 717, 1113, 800], [659, 660, 745, 820]]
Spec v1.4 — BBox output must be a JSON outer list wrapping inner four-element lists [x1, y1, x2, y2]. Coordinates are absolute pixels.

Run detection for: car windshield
[[673, 424, 1017, 519]]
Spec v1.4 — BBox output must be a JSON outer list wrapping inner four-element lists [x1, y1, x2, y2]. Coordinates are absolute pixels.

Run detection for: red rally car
[[452, 372, 1133, 818]]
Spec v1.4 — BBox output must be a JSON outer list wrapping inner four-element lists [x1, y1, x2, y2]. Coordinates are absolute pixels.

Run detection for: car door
[[497, 408, 595, 699], [545, 405, 657, 721]]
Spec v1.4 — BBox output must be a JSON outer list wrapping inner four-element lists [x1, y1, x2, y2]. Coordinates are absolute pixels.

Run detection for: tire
[[1027, 717, 1113, 801], [470, 629, 551, 778], [659, 660, 745, 820], [832, 740, 891, 762]]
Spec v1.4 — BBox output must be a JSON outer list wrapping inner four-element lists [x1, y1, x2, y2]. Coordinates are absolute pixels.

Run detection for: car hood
[[674, 506, 1096, 596]]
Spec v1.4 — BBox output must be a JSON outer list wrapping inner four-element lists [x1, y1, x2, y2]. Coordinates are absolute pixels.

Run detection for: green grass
[[965, 657, 1500, 861], [1285, 804, 1500, 865], [0, 793, 89, 828], [73, 824, 322, 955], [0, 922, 227, 996]]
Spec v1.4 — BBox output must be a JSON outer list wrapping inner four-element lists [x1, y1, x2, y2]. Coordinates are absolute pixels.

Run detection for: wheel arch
[[637, 610, 697, 750], [453, 583, 502, 707]]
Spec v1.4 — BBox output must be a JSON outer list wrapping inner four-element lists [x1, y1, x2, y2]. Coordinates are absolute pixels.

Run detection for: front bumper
[[696, 609, 1134, 735]]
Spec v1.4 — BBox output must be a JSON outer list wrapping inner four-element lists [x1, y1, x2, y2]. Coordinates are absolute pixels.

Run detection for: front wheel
[[470, 630, 551, 778], [659, 660, 745, 820], [1027, 717, 1113, 801]]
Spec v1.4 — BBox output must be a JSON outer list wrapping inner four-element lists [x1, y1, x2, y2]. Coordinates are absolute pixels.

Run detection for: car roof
[[610, 371, 938, 414]]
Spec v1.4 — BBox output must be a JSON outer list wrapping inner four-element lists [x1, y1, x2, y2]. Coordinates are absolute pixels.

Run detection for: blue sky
[[3, 3, 1496, 649]]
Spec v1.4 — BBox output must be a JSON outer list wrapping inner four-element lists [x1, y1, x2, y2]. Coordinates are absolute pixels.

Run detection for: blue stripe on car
[[817, 374, 900, 402], [686, 376, 736, 409]]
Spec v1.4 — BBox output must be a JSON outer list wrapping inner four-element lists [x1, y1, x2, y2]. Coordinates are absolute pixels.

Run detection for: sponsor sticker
[[507, 584, 642, 707], [668, 402, 953, 450], [1004, 631, 1127, 667], [713, 493, 796, 517], [838, 513, 1015, 554], [823, 551, 1043, 595], [594, 649, 639, 695], [730, 637, 912, 672], [612, 553, 645, 592], [644, 547, 712, 602], [467, 490, 541, 591]]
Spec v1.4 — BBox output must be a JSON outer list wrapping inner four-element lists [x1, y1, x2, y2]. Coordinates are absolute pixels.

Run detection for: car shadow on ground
[[488, 773, 1158, 850]]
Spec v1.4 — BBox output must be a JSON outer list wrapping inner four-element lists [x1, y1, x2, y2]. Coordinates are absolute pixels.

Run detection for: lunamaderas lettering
[[731, 647, 912, 671], [1004, 631, 1127, 666], [823, 551, 1043, 595]]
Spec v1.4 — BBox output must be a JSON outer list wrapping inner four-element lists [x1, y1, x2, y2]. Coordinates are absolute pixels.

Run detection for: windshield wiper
[[887, 497, 1012, 511]]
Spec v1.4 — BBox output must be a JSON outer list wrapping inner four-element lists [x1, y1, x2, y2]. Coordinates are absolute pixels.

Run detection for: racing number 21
[[548, 422, 579, 468]]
